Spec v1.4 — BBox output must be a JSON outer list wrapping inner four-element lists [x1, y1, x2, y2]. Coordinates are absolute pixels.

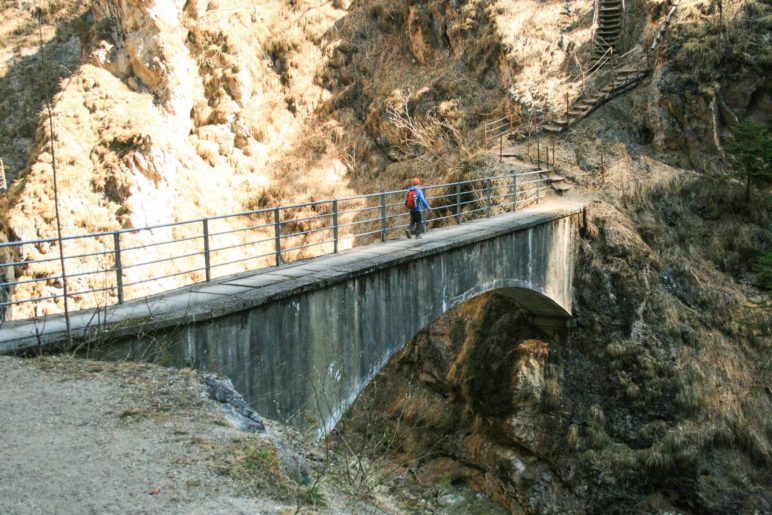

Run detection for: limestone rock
[[205, 373, 265, 432]]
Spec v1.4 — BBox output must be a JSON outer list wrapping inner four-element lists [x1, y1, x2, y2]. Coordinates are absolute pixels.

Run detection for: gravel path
[[0, 356, 290, 514]]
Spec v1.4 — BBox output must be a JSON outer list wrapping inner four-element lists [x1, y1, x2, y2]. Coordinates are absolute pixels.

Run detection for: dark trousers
[[408, 209, 424, 235]]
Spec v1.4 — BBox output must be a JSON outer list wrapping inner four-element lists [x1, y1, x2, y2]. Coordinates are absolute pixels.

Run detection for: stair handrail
[[485, 34, 649, 148], [566, 46, 612, 84], [583, 45, 642, 91]]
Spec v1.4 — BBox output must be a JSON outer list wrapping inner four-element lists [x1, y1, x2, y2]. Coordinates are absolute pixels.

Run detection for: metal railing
[[0, 172, 550, 321]]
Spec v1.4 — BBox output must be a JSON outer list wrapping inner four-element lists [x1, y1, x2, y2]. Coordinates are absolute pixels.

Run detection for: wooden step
[[545, 173, 566, 182], [542, 124, 566, 134], [551, 182, 573, 194]]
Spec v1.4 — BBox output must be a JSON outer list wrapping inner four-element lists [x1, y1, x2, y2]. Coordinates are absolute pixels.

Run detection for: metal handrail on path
[[0, 172, 550, 321]]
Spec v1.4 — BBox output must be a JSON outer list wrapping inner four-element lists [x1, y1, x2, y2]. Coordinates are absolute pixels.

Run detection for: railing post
[[536, 129, 541, 169], [552, 136, 556, 170], [610, 47, 615, 85], [527, 122, 531, 161], [202, 218, 211, 282], [112, 231, 124, 304], [273, 207, 281, 266], [600, 147, 606, 184], [499, 135, 503, 163], [565, 92, 569, 122], [511, 174, 518, 211], [332, 200, 339, 253], [537, 172, 542, 204], [454, 184, 461, 224], [486, 178, 492, 217], [380, 193, 387, 242]]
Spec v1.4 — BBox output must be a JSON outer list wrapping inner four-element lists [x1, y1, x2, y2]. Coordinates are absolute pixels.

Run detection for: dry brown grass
[[493, 0, 595, 113], [517, 338, 550, 359]]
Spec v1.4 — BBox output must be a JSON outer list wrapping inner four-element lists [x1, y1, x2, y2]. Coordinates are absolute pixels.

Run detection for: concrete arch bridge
[[0, 200, 584, 433]]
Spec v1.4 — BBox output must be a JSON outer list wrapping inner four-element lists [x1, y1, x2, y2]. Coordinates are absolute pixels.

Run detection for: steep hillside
[[337, 1, 772, 513]]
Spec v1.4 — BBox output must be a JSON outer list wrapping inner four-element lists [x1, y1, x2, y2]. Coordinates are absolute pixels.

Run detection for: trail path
[[0, 356, 290, 514]]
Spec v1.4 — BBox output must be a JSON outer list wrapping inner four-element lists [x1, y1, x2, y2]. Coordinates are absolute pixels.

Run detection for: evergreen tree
[[723, 120, 772, 201]]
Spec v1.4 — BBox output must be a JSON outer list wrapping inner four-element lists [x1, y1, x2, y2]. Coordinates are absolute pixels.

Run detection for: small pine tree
[[754, 251, 772, 290], [723, 121, 772, 201]]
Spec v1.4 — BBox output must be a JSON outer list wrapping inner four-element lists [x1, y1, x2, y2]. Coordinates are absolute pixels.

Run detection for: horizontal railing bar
[[208, 222, 273, 238], [122, 267, 206, 288], [121, 249, 204, 271], [337, 217, 382, 229], [210, 251, 276, 270], [278, 212, 333, 226], [61, 248, 116, 261], [0, 246, 115, 269], [119, 233, 204, 253], [279, 239, 334, 254], [55, 267, 114, 281], [484, 116, 509, 128], [209, 236, 275, 255], [430, 213, 459, 224], [486, 121, 512, 133], [0, 292, 64, 307], [340, 227, 382, 240], [207, 207, 272, 223], [0, 273, 69, 288], [279, 225, 332, 240], [68, 285, 117, 298], [0, 255, 65, 268], [337, 204, 382, 216]]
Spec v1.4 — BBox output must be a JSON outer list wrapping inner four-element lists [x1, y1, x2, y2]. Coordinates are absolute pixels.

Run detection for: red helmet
[[411, 177, 421, 186]]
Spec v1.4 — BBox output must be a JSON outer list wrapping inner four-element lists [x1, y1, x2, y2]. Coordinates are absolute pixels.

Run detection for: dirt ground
[[0, 355, 506, 514], [0, 356, 295, 514]]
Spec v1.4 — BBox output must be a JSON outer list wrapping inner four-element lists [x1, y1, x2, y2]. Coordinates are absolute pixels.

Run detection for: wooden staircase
[[593, 0, 625, 61], [496, 147, 574, 195], [542, 61, 647, 134]]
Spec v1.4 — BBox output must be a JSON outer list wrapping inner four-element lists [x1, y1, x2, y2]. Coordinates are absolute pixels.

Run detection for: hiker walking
[[405, 177, 430, 239]]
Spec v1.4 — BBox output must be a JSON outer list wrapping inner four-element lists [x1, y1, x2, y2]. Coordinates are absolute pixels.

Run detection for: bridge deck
[[0, 199, 585, 354]]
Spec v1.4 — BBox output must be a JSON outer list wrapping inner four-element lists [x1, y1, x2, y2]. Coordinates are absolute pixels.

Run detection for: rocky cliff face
[[1, 0, 357, 316], [647, 1, 772, 171], [341, 183, 770, 513]]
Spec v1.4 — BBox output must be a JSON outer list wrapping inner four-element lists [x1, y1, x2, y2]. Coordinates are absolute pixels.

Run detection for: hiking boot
[[405, 229, 412, 239], [415, 234, 422, 239]]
